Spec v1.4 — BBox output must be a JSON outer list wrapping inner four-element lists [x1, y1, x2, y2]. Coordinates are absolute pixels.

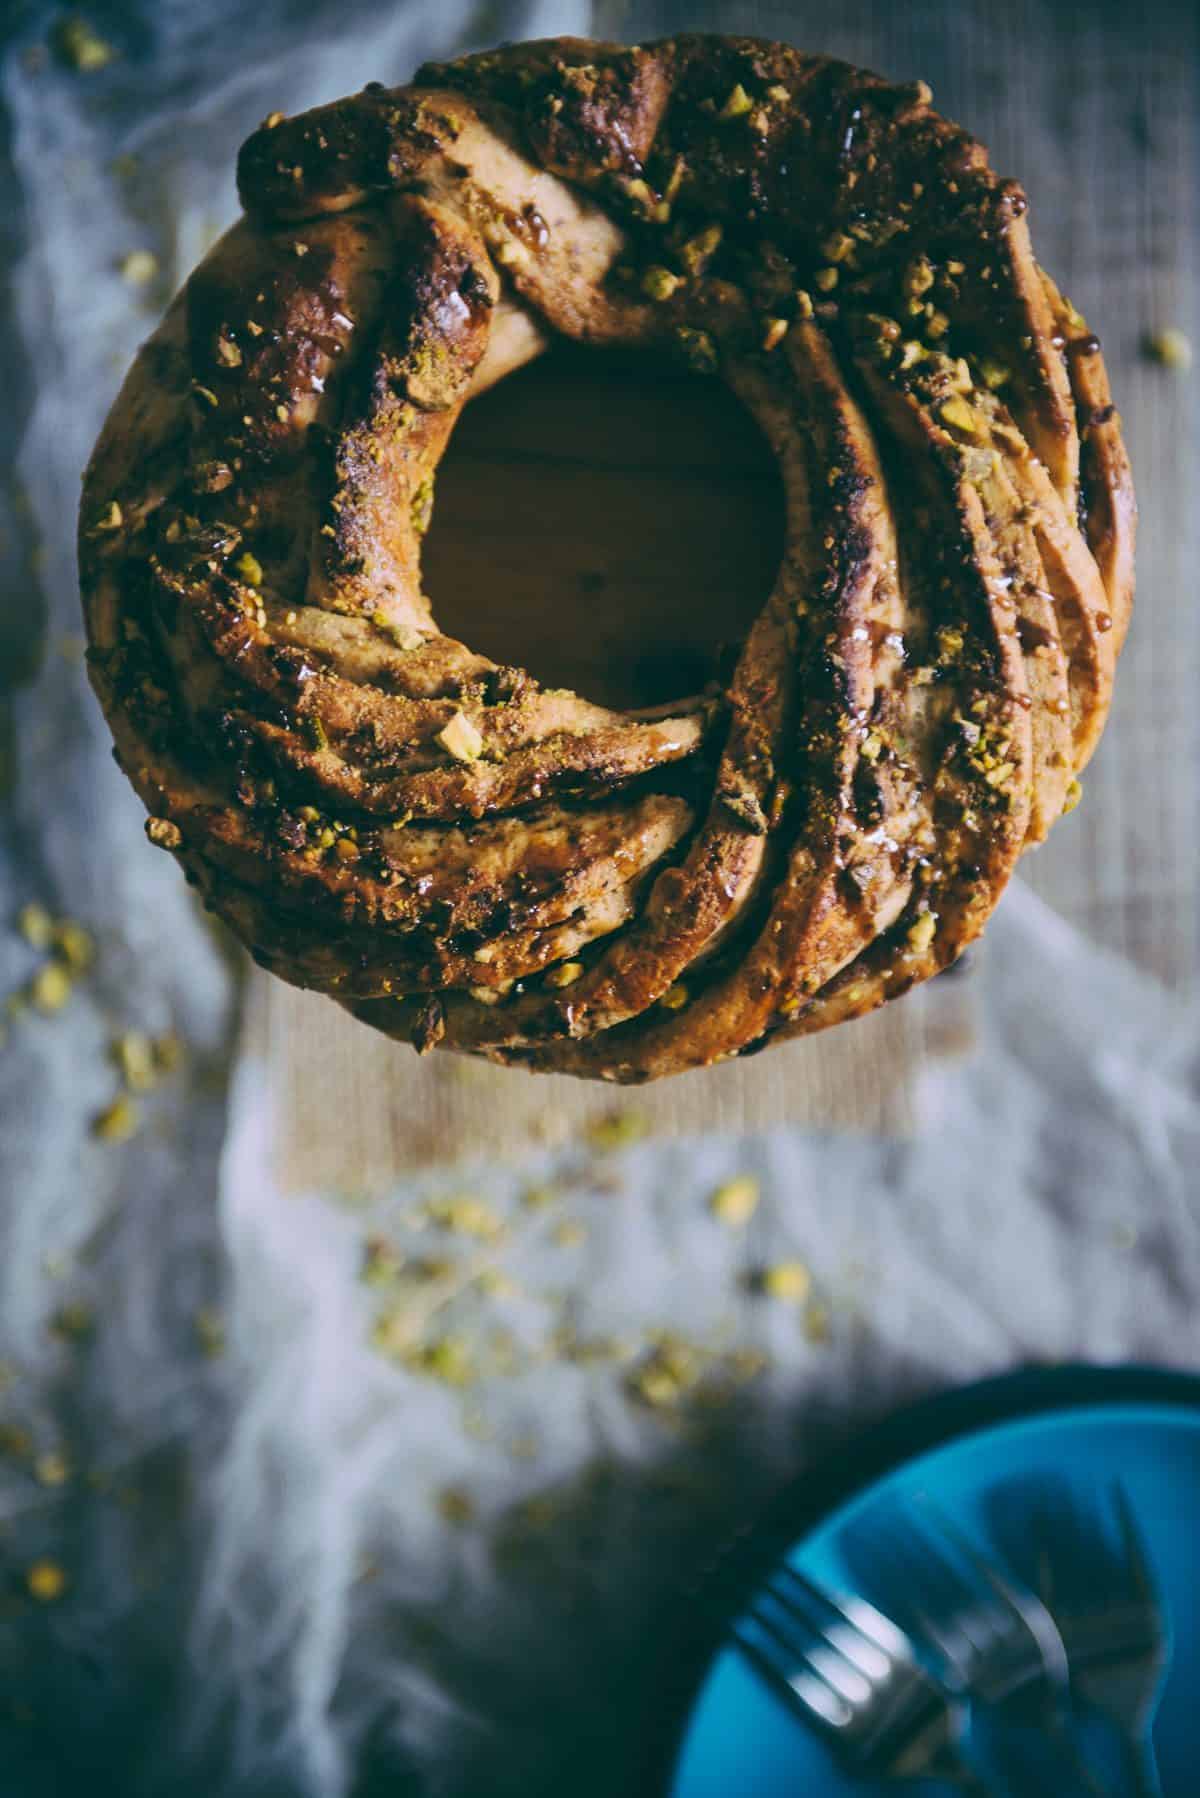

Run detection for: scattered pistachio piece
[[405, 1335, 475, 1385], [17, 904, 53, 951], [761, 1260, 812, 1302], [194, 1307, 225, 1358], [1145, 328, 1192, 371], [92, 1094, 139, 1144], [119, 249, 158, 285], [112, 1030, 156, 1091], [761, 317, 789, 353], [52, 920, 93, 973], [521, 1183, 560, 1210], [26, 1559, 68, 1602], [426, 1194, 503, 1240], [49, 1302, 93, 1343], [545, 960, 584, 989], [586, 1110, 649, 1152], [262, 110, 285, 129], [234, 551, 263, 588], [34, 1450, 70, 1488], [53, 16, 114, 71], [215, 334, 242, 367], [1062, 777, 1083, 815], [91, 499, 123, 533], [438, 710, 483, 762], [659, 983, 689, 1011], [29, 962, 71, 1014], [813, 266, 838, 293], [804, 1300, 832, 1345], [710, 1175, 760, 1227]]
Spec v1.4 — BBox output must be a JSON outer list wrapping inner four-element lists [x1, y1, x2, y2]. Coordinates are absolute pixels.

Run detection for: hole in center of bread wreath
[[425, 344, 786, 713]]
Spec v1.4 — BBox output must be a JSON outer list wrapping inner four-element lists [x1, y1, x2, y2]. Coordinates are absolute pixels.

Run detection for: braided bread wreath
[[79, 35, 1134, 1085]]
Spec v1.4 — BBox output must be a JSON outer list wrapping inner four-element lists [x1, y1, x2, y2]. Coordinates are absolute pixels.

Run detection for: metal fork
[[842, 1498, 1106, 1796], [1032, 1480, 1170, 1798], [733, 1560, 994, 1790]]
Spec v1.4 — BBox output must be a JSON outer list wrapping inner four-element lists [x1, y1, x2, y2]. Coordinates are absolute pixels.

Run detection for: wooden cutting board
[[252, 345, 974, 1188]]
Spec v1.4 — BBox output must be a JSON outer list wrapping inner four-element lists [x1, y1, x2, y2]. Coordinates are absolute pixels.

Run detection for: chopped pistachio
[[907, 910, 938, 955], [215, 334, 243, 367], [92, 499, 123, 533], [813, 266, 838, 293], [767, 84, 790, 103], [545, 960, 584, 989], [17, 903, 53, 951], [119, 249, 158, 285], [191, 383, 219, 408], [194, 1307, 226, 1358], [903, 254, 935, 298], [53, 16, 115, 71], [437, 1485, 475, 1525], [680, 222, 722, 274], [761, 1260, 813, 1302], [153, 1032, 184, 1074], [334, 836, 359, 863], [939, 395, 979, 435], [92, 1093, 139, 1144], [521, 1183, 560, 1210], [795, 289, 814, 320], [26, 1559, 68, 1602], [898, 339, 926, 370], [361, 1236, 404, 1285], [52, 920, 91, 978], [34, 1450, 70, 1488], [1145, 328, 1192, 371], [586, 1110, 648, 1152], [1062, 777, 1083, 815], [761, 317, 789, 353], [627, 1335, 702, 1408], [659, 984, 689, 1011], [718, 83, 753, 120], [821, 231, 855, 264], [275, 403, 290, 423], [925, 309, 950, 339], [641, 264, 681, 302], [438, 710, 483, 762], [112, 1030, 156, 1091], [234, 550, 263, 588], [710, 1175, 760, 1227], [804, 1299, 832, 1345], [936, 625, 965, 663], [425, 1194, 502, 1239], [405, 1335, 475, 1385], [262, 110, 285, 129], [30, 962, 71, 1014], [978, 355, 1010, 389]]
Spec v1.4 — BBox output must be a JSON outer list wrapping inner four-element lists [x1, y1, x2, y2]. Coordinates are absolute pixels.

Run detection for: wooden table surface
[[259, 0, 1198, 1187]]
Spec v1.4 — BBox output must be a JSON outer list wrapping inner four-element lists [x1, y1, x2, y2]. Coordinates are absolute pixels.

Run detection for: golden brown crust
[[80, 33, 1134, 1082]]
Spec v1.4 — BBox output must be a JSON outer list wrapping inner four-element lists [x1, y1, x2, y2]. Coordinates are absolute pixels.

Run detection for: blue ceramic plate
[[668, 1371, 1200, 1797]]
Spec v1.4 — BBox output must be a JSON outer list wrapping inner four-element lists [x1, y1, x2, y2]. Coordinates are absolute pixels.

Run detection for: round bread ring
[[79, 34, 1134, 1084]]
